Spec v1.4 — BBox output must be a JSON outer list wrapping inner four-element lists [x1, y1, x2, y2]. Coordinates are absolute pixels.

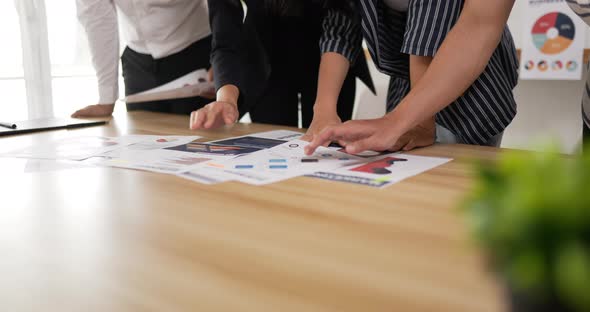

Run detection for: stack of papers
[[1, 130, 452, 189]]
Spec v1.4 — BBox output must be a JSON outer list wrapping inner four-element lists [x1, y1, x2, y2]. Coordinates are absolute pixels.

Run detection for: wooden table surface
[[0, 111, 508, 312]]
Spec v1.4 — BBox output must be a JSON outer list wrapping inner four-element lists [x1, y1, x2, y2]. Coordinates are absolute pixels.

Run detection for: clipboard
[[0, 117, 108, 137]]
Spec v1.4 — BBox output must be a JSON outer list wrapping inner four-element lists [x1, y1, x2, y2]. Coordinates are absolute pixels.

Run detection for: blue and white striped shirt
[[359, 0, 520, 145]]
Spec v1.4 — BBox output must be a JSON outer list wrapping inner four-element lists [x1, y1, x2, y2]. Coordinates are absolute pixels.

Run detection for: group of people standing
[[73, 0, 589, 154]]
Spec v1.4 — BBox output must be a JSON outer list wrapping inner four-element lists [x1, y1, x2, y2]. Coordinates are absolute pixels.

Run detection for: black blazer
[[208, 0, 375, 112]]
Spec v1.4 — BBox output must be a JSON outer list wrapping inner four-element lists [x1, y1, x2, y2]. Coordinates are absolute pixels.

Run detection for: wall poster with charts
[[521, 0, 586, 80]]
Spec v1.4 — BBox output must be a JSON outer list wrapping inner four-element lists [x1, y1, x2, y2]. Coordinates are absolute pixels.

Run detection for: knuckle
[[372, 140, 388, 151]]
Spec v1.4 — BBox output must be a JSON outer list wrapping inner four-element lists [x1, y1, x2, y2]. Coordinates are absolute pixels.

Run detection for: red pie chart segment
[[532, 12, 559, 34]]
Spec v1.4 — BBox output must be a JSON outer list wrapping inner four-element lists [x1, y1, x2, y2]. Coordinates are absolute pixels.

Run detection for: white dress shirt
[[76, 0, 211, 104], [383, 0, 409, 11]]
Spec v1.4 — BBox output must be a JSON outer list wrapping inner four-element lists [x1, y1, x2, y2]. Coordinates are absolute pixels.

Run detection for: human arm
[[72, 0, 119, 117], [305, 0, 515, 155], [302, 6, 362, 142], [190, 0, 244, 129]]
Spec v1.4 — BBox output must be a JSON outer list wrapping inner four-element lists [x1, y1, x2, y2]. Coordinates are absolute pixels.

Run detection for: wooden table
[[0, 111, 507, 312]]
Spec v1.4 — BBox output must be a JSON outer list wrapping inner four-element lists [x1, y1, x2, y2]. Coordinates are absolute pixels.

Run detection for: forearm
[[314, 52, 350, 114], [208, 0, 244, 92], [409, 55, 436, 129], [315, 5, 361, 115], [385, 0, 515, 133]]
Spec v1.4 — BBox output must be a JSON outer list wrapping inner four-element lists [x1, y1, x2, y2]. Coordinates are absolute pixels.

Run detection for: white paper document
[[176, 130, 304, 184], [23, 159, 95, 173], [193, 140, 364, 185], [177, 165, 234, 185], [2, 136, 132, 161], [97, 135, 216, 174], [100, 135, 201, 155], [2, 130, 453, 189], [307, 154, 452, 188], [123, 69, 215, 103], [228, 130, 303, 141], [101, 131, 302, 176]]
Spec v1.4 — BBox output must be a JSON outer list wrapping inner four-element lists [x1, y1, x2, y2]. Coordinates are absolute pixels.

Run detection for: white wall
[[354, 3, 586, 154]]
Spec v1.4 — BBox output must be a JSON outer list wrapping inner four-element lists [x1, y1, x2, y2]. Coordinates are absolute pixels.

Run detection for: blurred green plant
[[463, 145, 590, 312]]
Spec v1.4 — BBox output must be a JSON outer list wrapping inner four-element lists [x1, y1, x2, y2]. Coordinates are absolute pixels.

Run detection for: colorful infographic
[[521, 1, 585, 80], [532, 12, 575, 54]]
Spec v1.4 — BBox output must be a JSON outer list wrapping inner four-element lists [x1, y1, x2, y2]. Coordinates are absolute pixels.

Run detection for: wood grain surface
[[0, 111, 508, 312]]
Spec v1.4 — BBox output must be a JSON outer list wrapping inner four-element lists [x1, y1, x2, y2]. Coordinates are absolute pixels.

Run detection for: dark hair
[[264, 0, 355, 17]]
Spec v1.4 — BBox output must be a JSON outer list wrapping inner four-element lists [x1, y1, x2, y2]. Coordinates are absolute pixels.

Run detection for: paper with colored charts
[[177, 165, 235, 185], [98, 131, 303, 175], [177, 130, 304, 184], [307, 154, 452, 188], [100, 135, 202, 155], [520, 0, 586, 80], [1, 136, 134, 161], [207, 130, 302, 149], [185, 139, 365, 185], [240, 129, 303, 141], [96, 136, 257, 174]]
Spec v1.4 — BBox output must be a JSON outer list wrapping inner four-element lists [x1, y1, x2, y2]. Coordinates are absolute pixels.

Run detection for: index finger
[[192, 107, 208, 129], [304, 126, 340, 155], [305, 121, 374, 155]]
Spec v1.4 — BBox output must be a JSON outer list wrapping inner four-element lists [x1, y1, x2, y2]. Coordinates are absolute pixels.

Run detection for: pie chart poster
[[521, 0, 586, 80]]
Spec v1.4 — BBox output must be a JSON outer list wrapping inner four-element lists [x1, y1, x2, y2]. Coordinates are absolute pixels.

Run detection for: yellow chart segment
[[541, 36, 574, 54]]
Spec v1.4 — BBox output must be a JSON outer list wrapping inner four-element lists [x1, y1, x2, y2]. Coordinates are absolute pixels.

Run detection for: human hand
[[71, 104, 114, 118], [389, 117, 436, 152], [304, 116, 401, 155], [301, 111, 342, 144], [189, 101, 238, 130]]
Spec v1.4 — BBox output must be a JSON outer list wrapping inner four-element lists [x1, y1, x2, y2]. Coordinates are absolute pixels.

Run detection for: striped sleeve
[[401, 0, 462, 56], [320, 9, 362, 63]]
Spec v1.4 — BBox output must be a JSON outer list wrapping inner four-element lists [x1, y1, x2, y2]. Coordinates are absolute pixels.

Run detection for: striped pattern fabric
[[566, 0, 590, 129], [360, 0, 520, 145], [319, 9, 363, 63]]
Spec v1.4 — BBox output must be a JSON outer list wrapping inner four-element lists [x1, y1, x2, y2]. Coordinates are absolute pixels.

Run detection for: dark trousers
[[249, 69, 357, 128], [121, 36, 212, 115]]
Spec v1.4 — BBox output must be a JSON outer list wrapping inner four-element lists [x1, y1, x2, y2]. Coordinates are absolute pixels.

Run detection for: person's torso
[[363, 0, 518, 82], [382, 0, 409, 11], [244, 0, 323, 75], [115, 0, 211, 59], [360, 0, 519, 144]]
